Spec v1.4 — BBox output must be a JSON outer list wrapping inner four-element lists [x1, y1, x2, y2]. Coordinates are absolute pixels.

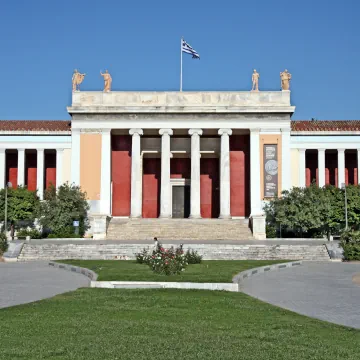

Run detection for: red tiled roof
[[0, 120, 71, 132], [291, 120, 360, 132]]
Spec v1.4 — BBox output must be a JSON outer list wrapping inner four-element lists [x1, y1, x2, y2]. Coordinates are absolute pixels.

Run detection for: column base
[[218, 214, 232, 219], [130, 215, 142, 219], [189, 215, 202, 219], [250, 213, 266, 240], [159, 215, 172, 219]]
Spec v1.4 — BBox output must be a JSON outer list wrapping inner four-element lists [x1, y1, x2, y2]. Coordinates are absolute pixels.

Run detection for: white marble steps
[[106, 218, 253, 241], [18, 243, 330, 261]]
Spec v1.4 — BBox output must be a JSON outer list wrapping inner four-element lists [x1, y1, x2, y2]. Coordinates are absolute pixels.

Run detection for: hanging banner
[[264, 144, 278, 198]]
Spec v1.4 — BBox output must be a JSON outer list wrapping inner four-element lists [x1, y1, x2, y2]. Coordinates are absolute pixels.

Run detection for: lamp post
[[341, 183, 348, 231], [4, 182, 12, 238]]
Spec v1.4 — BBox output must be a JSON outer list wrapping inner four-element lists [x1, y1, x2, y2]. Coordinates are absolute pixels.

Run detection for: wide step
[[106, 219, 253, 240]]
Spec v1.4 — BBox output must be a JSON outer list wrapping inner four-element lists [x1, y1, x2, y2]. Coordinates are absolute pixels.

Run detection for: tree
[[37, 183, 90, 237], [0, 186, 39, 226]]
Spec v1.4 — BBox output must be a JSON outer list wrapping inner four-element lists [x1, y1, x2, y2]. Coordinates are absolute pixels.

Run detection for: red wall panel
[[170, 158, 191, 178], [345, 151, 357, 185], [25, 152, 37, 191], [200, 158, 219, 218], [325, 152, 337, 187], [45, 152, 56, 189], [142, 158, 161, 218], [230, 135, 250, 217], [306, 151, 318, 186], [6, 152, 18, 189], [112, 135, 132, 216]]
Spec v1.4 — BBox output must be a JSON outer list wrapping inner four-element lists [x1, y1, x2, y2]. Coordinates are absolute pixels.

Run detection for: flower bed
[[136, 242, 202, 275]]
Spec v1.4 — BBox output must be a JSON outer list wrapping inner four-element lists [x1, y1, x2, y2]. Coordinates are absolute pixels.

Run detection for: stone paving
[[0, 261, 89, 309], [240, 261, 360, 329]]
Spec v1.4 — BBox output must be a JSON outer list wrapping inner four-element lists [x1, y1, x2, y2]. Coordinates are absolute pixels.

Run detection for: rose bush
[[136, 242, 202, 275]]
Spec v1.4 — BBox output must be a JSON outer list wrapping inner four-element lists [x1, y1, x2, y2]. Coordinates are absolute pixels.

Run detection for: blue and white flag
[[182, 39, 200, 59]]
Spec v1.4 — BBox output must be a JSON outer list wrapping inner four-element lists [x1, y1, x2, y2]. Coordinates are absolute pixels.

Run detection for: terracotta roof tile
[[0, 120, 71, 132], [291, 120, 360, 132]]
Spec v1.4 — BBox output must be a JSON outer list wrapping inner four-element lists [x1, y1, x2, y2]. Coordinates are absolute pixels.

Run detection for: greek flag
[[182, 39, 200, 59]]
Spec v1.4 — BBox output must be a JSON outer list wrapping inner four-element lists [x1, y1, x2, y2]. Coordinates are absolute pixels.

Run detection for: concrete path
[[0, 261, 89, 309], [241, 261, 360, 329]]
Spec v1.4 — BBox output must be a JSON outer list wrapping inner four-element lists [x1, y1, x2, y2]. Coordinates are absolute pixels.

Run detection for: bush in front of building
[[136, 242, 202, 275], [264, 184, 360, 240], [340, 230, 360, 261], [16, 228, 42, 239], [37, 183, 90, 238], [0, 232, 8, 256], [0, 186, 39, 231]]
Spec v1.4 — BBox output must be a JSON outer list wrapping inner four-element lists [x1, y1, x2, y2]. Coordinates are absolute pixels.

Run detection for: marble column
[[159, 129, 173, 218], [299, 149, 306, 187], [0, 149, 5, 189], [250, 129, 261, 215], [37, 149, 44, 200], [218, 128, 232, 219], [17, 149, 25, 187], [281, 128, 291, 191], [100, 129, 111, 215], [56, 148, 64, 188], [357, 149, 360, 185], [338, 149, 345, 188], [71, 128, 81, 185], [318, 149, 325, 187], [188, 129, 203, 218], [129, 128, 143, 218]]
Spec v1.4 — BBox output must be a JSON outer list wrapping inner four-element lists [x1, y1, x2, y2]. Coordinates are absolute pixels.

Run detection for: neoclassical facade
[[1, 91, 359, 239]]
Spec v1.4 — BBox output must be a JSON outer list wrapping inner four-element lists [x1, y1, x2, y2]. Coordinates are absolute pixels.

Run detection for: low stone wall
[[48, 261, 98, 281], [19, 243, 331, 261]]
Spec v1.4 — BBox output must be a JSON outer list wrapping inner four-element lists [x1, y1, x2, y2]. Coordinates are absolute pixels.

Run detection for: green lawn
[[0, 289, 359, 360], [59, 260, 288, 282]]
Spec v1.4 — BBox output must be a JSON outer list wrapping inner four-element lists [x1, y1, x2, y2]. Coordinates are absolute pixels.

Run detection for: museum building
[[1, 90, 359, 239]]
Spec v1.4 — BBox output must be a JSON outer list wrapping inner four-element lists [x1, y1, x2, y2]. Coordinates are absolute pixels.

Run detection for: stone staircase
[[18, 243, 331, 261], [106, 218, 253, 241]]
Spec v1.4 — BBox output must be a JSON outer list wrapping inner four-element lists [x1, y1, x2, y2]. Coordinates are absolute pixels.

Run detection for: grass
[[0, 288, 359, 360], [58, 260, 288, 282]]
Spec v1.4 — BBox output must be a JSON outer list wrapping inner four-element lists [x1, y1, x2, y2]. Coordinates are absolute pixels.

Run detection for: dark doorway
[[172, 185, 190, 218]]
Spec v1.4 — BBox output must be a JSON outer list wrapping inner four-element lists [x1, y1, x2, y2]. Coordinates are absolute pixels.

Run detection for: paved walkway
[[0, 262, 89, 309], [241, 261, 360, 329]]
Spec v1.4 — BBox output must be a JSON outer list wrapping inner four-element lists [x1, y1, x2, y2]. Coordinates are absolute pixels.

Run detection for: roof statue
[[251, 69, 260, 91], [100, 70, 112, 92], [72, 69, 86, 92], [280, 69, 292, 91]]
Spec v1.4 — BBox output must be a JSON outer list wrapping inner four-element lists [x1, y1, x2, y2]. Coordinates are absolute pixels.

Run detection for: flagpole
[[180, 37, 183, 92]]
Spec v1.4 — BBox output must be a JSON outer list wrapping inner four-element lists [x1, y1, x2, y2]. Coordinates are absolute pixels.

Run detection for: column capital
[[218, 128, 232, 136], [0, 148, 5, 153], [159, 128, 173, 136], [250, 128, 260, 134], [318, 148, 325, 152], [188, 129, 203, 136], [337, 148, 345, 153], [129, 128, 143, 136], [18, 148, 25, 152], [56, 148, 64, 153], [36, 148, 44, 153], [298, 148, 306, 153], [101, 129, 111, 135]]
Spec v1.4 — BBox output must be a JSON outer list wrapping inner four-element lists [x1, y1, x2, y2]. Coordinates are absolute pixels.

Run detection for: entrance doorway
[[172, 185, 190, 218]]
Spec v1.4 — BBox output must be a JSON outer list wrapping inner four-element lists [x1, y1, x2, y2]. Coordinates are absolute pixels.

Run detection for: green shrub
[[17, 228, 42, 239], [185, 249, 202, 264], [0, 232, 8, 255], [340, 230, 360, 261], [266, 224, 277, 238]]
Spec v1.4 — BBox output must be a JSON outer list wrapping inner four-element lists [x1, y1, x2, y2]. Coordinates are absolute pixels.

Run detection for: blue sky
[[1, 0, 359, 120]]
